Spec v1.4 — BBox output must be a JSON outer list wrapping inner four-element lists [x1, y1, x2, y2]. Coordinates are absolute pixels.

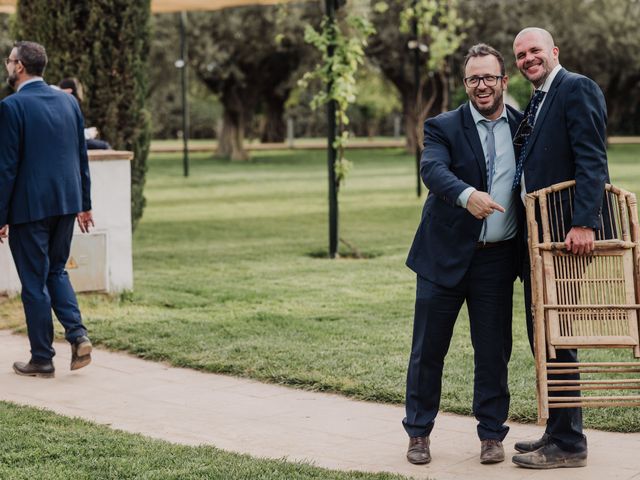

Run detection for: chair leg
[[533, 254, 550, 424]]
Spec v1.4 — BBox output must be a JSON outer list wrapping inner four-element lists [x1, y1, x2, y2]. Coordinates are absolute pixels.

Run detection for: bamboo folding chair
[[526, 180, 640, 424]]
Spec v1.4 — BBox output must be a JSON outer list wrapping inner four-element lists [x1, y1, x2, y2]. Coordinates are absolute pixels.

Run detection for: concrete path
[[0, 330, 638, 480]]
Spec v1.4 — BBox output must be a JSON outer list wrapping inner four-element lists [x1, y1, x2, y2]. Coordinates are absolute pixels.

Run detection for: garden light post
[[408, 0, 428, 198], [326, 0, 339, 258], [176, 10, 190, 177], [411, 2, 421, 197]]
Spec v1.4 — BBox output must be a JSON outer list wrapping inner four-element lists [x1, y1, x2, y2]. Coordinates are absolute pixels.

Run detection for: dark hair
[[14, 41, 48, 76], [463, 43, 505, 76], [59, 77, 84, 102]]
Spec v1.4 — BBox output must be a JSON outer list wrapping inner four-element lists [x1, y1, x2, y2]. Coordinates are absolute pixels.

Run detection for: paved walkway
[[148, 136, 640, 154], [0, 330, 638, 480], [149, 138, 406, 153]]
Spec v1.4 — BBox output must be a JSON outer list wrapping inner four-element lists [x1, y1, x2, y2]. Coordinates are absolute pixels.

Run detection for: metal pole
[[326, 0, 338, 258], [286, 117, 294, 148], [179, 11, 190, 177], [412, 0, 422, 197]]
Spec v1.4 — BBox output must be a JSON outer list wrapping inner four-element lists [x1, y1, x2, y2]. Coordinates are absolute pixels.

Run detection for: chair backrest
[[529, 182, 625, 244], [525, 181, 640, 357]]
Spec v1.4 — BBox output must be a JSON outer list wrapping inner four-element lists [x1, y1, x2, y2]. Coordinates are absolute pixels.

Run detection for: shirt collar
[[17, 77, 44, 92], [469, 101, 508, 126], [538, 64, 562, 93]]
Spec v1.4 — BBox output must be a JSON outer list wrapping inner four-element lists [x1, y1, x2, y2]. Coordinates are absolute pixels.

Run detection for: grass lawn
[[0, 402, 404, 480], [2, 145, 640, 433]]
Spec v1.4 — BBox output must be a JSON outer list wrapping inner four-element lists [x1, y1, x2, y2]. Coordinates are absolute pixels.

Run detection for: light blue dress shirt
[[456, 103, 517, 242]]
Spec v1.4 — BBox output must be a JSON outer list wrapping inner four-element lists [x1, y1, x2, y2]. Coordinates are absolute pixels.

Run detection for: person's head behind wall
[[59, 77, 84, 102], [5, 40, 47, 90], [463, 43, 508, 121]]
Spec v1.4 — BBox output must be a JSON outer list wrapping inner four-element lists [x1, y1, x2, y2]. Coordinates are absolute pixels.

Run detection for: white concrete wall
[[87, 156, 133, 293], [0, 151, 134, 295], [0, 241, 19, 295]]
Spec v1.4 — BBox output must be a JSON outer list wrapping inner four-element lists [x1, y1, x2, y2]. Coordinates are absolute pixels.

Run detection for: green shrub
[[16, 0, 152, 229]]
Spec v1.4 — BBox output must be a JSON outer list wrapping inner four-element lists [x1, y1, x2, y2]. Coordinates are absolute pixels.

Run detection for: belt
[[476, 239, 515, 249]]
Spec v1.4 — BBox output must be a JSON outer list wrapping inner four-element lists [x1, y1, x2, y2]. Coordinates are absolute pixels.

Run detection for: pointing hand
[[466, 191, 505, 220]]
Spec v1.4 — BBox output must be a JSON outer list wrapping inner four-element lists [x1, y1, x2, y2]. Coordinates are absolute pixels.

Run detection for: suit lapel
[[523, 68, 567, 160], [506, 106, 519, 138], [462, 103, 487, 191]]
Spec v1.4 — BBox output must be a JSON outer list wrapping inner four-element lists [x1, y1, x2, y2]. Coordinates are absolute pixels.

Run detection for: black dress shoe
[[13, 360, 55, 378], [514, 433, 550, 453], [71, 335, 92, 371], [512, 443, 587, 469], [407, 436, 431, 465]]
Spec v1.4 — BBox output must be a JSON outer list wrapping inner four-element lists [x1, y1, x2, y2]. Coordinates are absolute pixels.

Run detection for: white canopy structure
[[0, 0, 285, 14], [152, 0, 284, 12]]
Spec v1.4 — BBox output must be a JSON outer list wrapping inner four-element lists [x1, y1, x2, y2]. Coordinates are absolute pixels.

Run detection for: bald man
[[510, 28, 608, 469]]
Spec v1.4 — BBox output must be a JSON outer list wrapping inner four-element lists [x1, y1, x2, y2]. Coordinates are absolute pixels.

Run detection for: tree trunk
[[218, 107, 249, 161], [260, 97, 286, 143], [367, 119, 376, 139], [403, 93, 419, 153], [440, 71, 450, 113], [402, 72, 449, 153]]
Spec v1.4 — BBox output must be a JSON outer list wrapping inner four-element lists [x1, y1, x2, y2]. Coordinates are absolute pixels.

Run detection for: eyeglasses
[[513, 121, 533, 147], [4, 58, 19, 66], [463, 75, 503, 88]]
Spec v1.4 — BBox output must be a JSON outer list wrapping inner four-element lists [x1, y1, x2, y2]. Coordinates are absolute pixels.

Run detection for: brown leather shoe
[[13, 360, 55, 378], [480, 439, 505, 464], [407, 436, 431, 465], [71, 335, 92, 371], [512, 443, 587, 469]]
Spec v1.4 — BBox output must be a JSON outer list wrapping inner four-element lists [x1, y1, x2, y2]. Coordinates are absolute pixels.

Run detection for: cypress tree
[[15, 0, 151, 229]]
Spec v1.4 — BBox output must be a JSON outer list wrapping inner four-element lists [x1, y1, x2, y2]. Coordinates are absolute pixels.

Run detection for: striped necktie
[[480, 119, 498, 243], [511, 90, 546, 190]]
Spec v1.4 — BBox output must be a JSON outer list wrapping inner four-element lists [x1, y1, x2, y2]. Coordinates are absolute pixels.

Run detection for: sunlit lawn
[[2, 144, 639, 432]]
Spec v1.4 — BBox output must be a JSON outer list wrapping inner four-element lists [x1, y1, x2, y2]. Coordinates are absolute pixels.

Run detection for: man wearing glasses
[[510, 27, 608, 470], [404, 44, 522, 465], [0, 41, 94, 378]]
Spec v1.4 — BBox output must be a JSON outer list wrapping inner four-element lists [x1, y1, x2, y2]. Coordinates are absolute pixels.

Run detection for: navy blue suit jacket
[[520, 68, 608, 228], [0, 80, 91, 226], [406, 102, 523, 288]]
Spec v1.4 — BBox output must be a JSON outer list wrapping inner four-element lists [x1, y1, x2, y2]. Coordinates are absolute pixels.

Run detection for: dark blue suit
[[520, 68, 608, 453], [0, 80, 91, 363], [403, 103, 523, 440]]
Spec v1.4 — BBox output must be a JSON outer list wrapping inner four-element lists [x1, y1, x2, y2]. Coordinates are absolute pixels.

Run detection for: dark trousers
[[403, 241, 516, 440], [523, 260, 587, 453], [9, 214, 87, 363]]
